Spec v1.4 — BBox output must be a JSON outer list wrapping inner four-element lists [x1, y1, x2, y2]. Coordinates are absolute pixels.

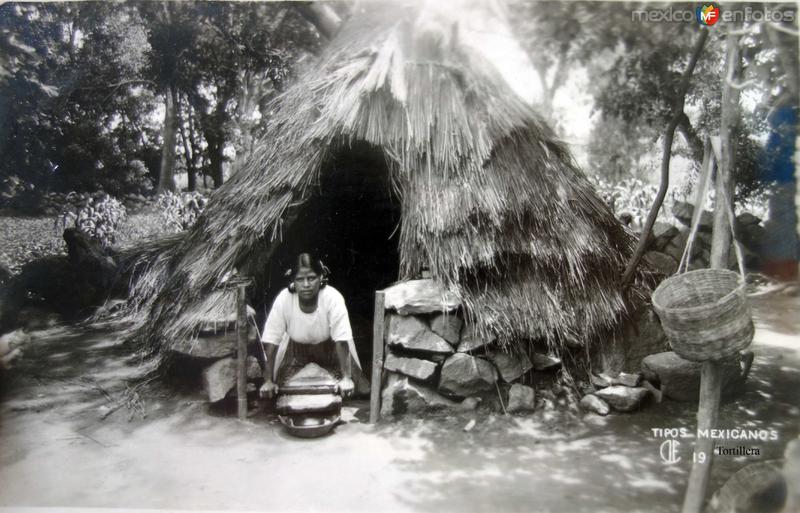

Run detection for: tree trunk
[[157, 84, 178, 193], [710, 32, 742, 266], [621, 28, 709, 288], [207, 130, 224, 188], [177, 95, 197, 192]]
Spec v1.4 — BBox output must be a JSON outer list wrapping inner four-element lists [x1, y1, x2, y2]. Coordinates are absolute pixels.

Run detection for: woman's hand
[[259, 379, 279, 399], [338, 377, 354, 398]]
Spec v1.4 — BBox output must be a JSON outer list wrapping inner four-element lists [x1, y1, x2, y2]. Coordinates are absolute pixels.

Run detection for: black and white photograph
[[0, 1, 798, 512]]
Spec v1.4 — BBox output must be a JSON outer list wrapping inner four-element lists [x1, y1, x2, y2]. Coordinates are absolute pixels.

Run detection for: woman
[[259, 253, 359, 399]]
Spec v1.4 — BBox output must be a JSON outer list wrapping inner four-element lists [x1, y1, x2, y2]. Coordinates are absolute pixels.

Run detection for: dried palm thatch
[[126, 2, 652, 358]]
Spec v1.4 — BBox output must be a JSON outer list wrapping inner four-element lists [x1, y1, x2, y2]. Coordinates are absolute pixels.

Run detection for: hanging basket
[[651, 268, 754, 362]]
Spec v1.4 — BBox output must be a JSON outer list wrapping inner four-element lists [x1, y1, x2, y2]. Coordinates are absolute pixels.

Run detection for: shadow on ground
[[0, 288, 797, 512]]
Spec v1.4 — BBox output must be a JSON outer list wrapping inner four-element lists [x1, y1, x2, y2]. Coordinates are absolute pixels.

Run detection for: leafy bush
[[57, 194, 127, 247], [156, 191, 207, 232], [589, 175, 678, 230]]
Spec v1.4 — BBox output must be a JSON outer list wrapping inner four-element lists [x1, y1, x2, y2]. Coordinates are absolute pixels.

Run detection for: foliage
[[156, 191, 207, 232], [0, 216, 66, 274], [508, 1, 798, 203], [0, 2, 321, 199], [589, 175, 677, 230], [57, 194, 127, 247]]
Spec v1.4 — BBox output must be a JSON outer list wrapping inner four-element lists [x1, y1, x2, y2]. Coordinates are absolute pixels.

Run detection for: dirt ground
[[1, 287, 799, 513]]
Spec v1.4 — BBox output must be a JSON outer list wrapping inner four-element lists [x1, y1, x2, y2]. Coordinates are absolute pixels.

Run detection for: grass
[[0, 210, 172, 275]]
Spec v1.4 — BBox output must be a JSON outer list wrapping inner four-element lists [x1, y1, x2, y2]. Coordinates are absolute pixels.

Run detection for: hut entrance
[[267, 142, 401, 371]]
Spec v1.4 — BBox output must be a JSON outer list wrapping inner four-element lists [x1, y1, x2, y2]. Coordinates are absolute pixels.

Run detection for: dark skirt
[[275, 340, 369, 394], [276, 340, 342, 385]]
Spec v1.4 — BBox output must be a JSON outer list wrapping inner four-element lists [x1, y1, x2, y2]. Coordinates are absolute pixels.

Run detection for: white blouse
[[260, 286, 360, 375]]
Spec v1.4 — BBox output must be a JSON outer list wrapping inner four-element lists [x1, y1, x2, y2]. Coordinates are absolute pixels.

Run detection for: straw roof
[[126, 2, 651, 355]]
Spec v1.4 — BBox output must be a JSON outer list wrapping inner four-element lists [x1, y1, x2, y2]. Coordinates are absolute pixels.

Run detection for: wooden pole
[[681, 362, 723, 513], [369, 291, 386, 424], [682, 29, 742, 513], [236, 282, 249, 421]]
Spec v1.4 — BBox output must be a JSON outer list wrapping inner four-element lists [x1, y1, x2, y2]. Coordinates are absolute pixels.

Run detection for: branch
[[79, 79, 156, 91], [294, 2, 342, 40], [621, 28, 710, 288], [676, 112, 705, 163], [724, 77, 758, 90]]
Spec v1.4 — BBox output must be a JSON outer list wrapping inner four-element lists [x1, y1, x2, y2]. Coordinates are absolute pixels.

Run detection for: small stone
[[507, 384, 536, 413], [202, 357, 262, 402], [383, 279, 460, 315], [644, 251, 678, 276], [439, 353, 498, 397], [580, 394, 610, 416], [672, 201, 713, 231], [383, 353, 438, 381], [246, 356, 261, 380], [590, 373, 614, 389], [532, 353, 561, 372], [737, 223, 766, 253], [595, 386, 650, 412], [485, 351, 533, 383], [457, 324, 496, 353], [430, 313, 462, 345], [380, 374, 458, 416], [202, 358, 236, 403], [735, 212, 761, 228], [612, 372, 643, 387], [463, 419, 476, 432], [458, 397, 481, 411], [651, 222, 679, 251]]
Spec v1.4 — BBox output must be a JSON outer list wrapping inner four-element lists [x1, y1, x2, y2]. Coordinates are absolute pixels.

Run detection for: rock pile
[[379, 279, 549, 417], [580, 370, 651, 415], [170, 289, 262, 403], [641, 202, 765, 276], [582, 349, 754, 415]]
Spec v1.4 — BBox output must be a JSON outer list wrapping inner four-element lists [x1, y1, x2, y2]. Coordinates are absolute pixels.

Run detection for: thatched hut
[[126, 2, 652, 370]]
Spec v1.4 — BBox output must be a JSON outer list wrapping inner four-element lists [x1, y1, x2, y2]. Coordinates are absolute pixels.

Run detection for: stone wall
[[379, 279, 559, 418], [643, 202, 766, 276]]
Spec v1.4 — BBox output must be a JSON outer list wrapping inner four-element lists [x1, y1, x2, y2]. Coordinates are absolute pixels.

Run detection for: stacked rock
[[580, 371, 651, 415], [641, 203, 765, 277], [379, 279, 557, 417], [170, 289, 261, 402]]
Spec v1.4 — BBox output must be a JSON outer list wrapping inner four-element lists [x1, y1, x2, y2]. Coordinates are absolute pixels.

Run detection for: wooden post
[[682, 30, 742, 513], [681, 362, 723, 513], [369, 291, 386, 424], [236, 282, 249, 421]]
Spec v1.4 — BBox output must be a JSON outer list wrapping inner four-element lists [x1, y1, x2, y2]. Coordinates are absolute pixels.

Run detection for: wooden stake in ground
[[369, 291, 386, 424], [236, 281, 250, 421], [682, 28, 743, 513]]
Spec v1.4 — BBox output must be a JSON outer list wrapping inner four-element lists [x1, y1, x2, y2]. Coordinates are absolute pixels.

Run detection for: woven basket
[[651, 268, 754, 362]]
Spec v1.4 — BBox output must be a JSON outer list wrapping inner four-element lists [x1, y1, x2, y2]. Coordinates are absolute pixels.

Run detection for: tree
[[0, 2, 158, 195], [508, 2, 796, 202], [179, 2, 321, 188]]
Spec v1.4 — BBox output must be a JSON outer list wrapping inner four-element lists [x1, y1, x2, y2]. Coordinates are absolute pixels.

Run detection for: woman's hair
[[286, 252, 329, 292]]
